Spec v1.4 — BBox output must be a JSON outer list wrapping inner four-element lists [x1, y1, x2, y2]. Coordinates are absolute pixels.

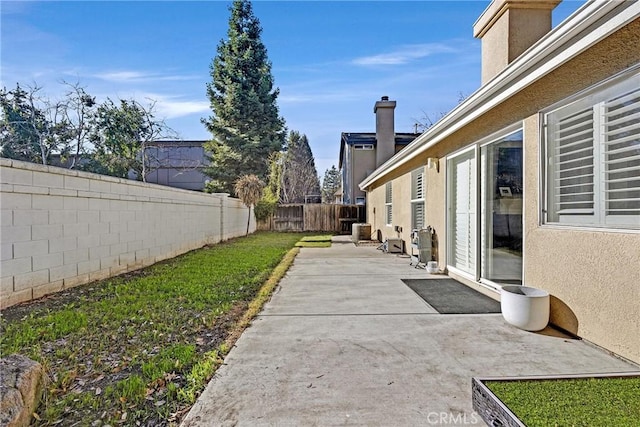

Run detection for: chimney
[[374, 96, 396, 168], [473, 0, 561, 84]]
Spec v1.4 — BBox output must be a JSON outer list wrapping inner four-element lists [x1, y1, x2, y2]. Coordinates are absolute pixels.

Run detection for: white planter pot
[[500, 285, 550, 331]]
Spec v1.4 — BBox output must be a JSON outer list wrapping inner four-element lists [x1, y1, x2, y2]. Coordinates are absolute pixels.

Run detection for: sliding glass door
[[447, 129, 523, 287], [480, 131, 523, 285]]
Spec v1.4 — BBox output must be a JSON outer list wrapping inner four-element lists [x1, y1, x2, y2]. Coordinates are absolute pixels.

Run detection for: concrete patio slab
[[181, 236, 638, 426]]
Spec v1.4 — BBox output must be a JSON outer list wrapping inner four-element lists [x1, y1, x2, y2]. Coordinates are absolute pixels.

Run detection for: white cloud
[[130, 92, 209, 119], [94, 70, 199, 83], [156, 99, 210, 119], [352, 43, 457, 66], [95, 71, 147, 82], [278, 90, 362, 105]]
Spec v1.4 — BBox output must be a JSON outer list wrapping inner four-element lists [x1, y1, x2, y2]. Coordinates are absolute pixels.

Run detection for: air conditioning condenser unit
[[352, 223, 372, 242]]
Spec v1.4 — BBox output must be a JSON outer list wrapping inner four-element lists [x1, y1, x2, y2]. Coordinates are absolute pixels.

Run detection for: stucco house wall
[[522, 115, 640, 364], [424, 159, 447, 270], [362, 3, 640, 363], [348, 147, 376, 204], [367, 169, 416, 245], [366, 181, 385, 238]]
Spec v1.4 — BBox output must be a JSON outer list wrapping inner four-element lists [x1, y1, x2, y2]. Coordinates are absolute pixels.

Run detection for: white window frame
[[543, 68, 640, 230], [385, 182, 393, 226], [354, 144, 374, 150], [411, 167, 426, 230]]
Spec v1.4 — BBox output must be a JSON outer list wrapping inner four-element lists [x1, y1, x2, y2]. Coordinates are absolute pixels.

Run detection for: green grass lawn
[[0, 232, 306, 426], [295, 235, 333, 247], [485, 376, 640, 426]]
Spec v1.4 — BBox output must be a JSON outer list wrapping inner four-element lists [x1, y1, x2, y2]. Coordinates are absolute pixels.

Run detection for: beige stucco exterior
[[522, 115, 640, 364], [374, 98, 397, 168], [424, 160, 446, 269], [363, 8, 640, 363], [474, 0, 561, 84], [344, 145, 376, 204]]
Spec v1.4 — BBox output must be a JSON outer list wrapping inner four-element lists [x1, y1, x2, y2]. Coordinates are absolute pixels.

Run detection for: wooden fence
[[257, 204, 365, 233]]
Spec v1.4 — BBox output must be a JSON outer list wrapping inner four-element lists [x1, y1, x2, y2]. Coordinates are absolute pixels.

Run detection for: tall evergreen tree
[[322, 165, 342, 204], [281, 130, 321, 203], [202, 0, 285, 195]]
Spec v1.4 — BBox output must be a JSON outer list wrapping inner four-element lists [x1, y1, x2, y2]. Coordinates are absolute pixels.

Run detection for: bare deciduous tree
[[61, 81, 96, 169], [413, 92, 469, 133], [0, 83, 72, 165]]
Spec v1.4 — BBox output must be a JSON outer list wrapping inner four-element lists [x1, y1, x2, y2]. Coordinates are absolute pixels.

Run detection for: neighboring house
[[144, 140, 209, 191], [359, 0, 640, 364], [50, 140, 211, 192], [339, 97, 419, 205]]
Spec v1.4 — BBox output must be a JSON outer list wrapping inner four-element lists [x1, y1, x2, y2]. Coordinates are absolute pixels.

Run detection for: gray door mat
[[401, 278, 501, 314]]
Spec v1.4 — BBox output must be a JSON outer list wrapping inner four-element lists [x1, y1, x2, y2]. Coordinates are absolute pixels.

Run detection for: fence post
[[217, 193, 228, 240]]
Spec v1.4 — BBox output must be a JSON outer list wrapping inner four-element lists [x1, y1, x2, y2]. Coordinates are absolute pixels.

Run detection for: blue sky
[[1, 0, 582, 177]]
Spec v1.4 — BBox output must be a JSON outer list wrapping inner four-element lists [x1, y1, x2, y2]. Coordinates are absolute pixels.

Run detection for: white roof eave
[[359, 0, 639, 191]]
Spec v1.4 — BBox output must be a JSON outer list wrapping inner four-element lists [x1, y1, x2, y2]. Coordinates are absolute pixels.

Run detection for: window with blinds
[[411, 167, 425, 230], [547, 105, 595, 219], [545, 70, 639, 229], [412, 203, 425, 230], [604, 87, 640, 221], [385, 182, 393, 225]]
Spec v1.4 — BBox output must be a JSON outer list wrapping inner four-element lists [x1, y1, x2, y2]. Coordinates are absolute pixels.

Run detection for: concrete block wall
[[0, 159, 254, 309]]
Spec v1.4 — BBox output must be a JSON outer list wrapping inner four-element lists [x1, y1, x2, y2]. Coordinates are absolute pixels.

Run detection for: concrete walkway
[[181, 236, 637, 426]]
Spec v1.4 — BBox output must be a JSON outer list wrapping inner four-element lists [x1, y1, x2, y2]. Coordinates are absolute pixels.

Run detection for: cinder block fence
[[0, 159, 254, 309]]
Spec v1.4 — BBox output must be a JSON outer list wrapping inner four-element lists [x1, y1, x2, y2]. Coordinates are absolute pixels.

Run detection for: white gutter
[[359, 0, 640, 191]]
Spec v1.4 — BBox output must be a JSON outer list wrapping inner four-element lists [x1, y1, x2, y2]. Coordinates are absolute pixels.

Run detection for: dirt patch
[[0, 283, 252, 426]]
